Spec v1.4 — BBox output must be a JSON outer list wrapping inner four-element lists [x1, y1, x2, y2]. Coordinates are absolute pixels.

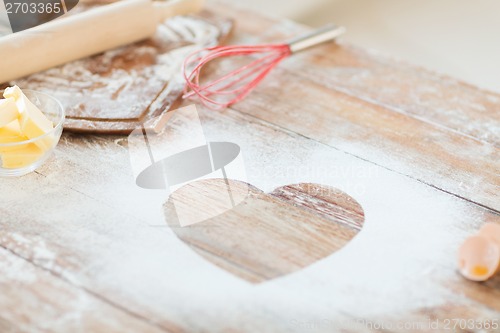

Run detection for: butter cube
[[0, 119, 23, 141], [3, 86, 21, 99], [4, 86, 54, 151], [0, 143, 44, 169], [0, 97, 19, 127], [0, 120, 29, 151]]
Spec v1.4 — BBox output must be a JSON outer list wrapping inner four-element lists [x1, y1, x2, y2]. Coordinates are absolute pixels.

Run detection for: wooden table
[[1, 1, 499, 332]]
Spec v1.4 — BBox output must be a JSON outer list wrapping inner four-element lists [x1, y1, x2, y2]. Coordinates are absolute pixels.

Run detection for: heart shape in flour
[[163, 179, 364, 283], [2, 0, 79, 34]]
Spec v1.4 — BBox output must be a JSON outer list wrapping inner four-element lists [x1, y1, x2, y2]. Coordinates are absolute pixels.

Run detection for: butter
[[4, 86, 54, 150], [0, 143, 44, 169], [0, 120, 23, 142], [0, 97, 19, 127], [0, 120, 29, 152], [0, 121, 43, 168], [0, 86, 56, 169]]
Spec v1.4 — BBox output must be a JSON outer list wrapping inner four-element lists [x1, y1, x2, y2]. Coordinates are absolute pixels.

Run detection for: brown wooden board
[[165, 180, 364, 283], [3, 4, 232, 134], [204, 2, 500, 213], [0, 0, 499, 331]]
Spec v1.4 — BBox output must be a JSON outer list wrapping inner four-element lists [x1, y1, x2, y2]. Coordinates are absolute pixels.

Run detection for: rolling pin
[[0, 0, 204, 83]]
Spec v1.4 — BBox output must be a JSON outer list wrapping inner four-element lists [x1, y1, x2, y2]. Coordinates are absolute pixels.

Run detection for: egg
[[458, 223, 500, 282]]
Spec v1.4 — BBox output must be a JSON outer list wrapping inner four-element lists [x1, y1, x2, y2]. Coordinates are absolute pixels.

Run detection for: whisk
[[182, 24, 346, 109]]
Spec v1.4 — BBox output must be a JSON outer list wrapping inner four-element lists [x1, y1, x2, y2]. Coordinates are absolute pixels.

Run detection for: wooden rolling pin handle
[[0, 0, 204, 84]]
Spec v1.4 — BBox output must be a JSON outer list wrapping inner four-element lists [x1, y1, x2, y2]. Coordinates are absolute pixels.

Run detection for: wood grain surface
[[165, 180, 363, 283], [3, 3, 232, 134], [0, 0, 499, 332]]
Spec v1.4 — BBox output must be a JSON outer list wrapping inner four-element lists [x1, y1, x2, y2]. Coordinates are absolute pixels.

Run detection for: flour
[[205, 110, 471, 314], [53, 106, 492, 333], [3, 14, 497, 330], [0, 247, 38, 284], [1, 232, 57, 269], [13, 15, 224, 123]]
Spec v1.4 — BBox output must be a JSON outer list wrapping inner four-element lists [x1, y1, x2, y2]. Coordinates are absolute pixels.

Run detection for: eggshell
[[479, 223, 500, 246], [458, 235, 500, 282]]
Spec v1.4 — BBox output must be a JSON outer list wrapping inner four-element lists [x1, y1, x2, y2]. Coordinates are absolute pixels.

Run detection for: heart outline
[[164, 179, 365, 283]]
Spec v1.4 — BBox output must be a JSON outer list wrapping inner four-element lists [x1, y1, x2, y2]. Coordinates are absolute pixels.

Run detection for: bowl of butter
[[0, 86, 65, 177]]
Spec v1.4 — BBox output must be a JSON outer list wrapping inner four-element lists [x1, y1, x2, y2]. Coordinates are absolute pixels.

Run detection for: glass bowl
[[0, 90, 65, 177]]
